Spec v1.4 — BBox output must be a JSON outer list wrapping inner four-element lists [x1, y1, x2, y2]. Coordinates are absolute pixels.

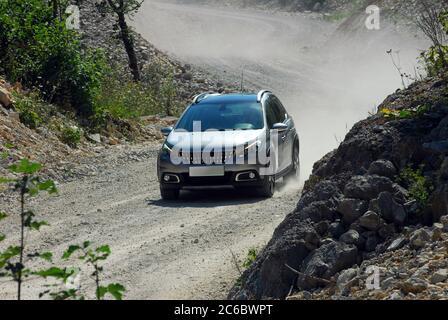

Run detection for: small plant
[[61, 125, 82, 148], [0, 158, 57, 300], [242, 248, 258, 269], [62, 242, 125, 300], [380, 105, 429, 120], [399, 166, 433, 207]]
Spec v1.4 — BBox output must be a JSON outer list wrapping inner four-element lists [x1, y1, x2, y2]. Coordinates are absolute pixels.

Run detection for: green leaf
[[0, 246, 21, 268], [96, 245, 111, 255], [29, 220, 49, 231], [37, 180, 58, 194], [96, 286, 108, 300], [0, 211, 8, 221], [9, 158, 42, 174], [38, 252, 53, 262], [0, 177, 15, 184], [107, 283, 126, 300], [82, 241, 91, 249], [34, 267, 73, 281], [4, 143, 14, 149], [62, 245, 81, 260]]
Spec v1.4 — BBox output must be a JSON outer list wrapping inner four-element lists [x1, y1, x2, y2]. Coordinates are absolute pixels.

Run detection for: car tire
[[160, 186, 180, 200], [286, 144, 300, 183], [257, 175, 275, 198]]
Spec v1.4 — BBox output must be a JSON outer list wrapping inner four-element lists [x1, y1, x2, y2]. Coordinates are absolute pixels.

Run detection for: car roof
[[195, 93, 259, 105]]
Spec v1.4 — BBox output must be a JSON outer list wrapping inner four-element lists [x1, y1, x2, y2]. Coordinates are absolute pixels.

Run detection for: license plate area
[[189, 166, 225, 177]]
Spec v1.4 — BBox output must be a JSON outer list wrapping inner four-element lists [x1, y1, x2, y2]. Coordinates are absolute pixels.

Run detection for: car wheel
[[257, 175, 275, 198], [160, 186, 180, 200], [286, 144, 300, 183]]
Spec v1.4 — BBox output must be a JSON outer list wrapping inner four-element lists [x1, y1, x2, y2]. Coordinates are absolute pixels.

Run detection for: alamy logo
[[65, 5, 80, 30], [366, 265, 381, 290], [365, 5, 381, 30]]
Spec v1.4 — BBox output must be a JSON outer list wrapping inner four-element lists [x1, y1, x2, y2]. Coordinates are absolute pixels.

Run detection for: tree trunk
[[117, 12, 140, 82]]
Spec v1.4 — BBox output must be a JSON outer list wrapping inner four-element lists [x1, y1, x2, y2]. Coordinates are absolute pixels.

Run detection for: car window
[[272, 97, 287, 123], [175, 101, 264, 132], [265, 98, 278, 129]]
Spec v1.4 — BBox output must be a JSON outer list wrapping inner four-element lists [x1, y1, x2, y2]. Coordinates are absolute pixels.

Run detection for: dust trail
[[131, 0, 428, 180]]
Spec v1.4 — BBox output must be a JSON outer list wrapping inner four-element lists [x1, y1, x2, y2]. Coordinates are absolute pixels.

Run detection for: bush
[[13, 93, 43, 129], [399, 167, 432, 207], [61, 126, 82, 148], [0, 0, 106, 116]]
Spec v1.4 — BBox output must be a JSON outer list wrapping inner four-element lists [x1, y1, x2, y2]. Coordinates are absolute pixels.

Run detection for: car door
[[272, 97, 294, 170], [265, 96, 287, 174]]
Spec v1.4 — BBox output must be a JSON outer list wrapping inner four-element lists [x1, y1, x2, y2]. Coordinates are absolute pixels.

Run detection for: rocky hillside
[[229, 72, 448, 300]]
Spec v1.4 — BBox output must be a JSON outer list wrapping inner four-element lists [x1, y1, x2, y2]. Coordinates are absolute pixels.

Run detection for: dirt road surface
[[0, 143, 299, 299]]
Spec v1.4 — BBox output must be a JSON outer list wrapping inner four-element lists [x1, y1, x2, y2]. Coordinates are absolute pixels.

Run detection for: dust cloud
[[131, 0, 429, 181]]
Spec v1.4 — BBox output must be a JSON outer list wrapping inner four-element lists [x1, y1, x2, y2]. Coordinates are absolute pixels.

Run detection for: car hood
[[166, 129, 264, 150]]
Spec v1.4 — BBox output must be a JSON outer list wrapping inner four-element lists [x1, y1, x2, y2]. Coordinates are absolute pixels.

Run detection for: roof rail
[[192, 92, 220, 104], [256, 90, 271, 102]]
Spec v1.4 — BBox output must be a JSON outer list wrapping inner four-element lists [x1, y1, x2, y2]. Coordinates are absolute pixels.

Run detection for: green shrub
[[399, 166, 432, 207], [0, 0, 106, 116], [13, 93, 43, 129], [242, 248, 258, 269], [61, 126, 82, 148]]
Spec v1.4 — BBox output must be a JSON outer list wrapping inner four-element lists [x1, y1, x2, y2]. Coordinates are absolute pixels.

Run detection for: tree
[[105, 0, 143, 81]]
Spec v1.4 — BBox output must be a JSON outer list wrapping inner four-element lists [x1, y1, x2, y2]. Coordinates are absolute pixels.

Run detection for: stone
[[440, 215, 448, 232], [381, 276, 395, 290], [364, 234, 379, 252], [359, 211, 383, 231], [387, 236, 407, 251], [399, 277, 428, 294], [430, 269, 447, 284], [378, 223, 396, 239], [336, 268, 358, 294], [368, 160, 397, 178], [297, 242, 358, 290], [377, 192, 407, 225], [410, 229, 431, 249], [314, 220, 329, 236], [337, 198, 368, 223], [432, 223, 443, 241], [388, 291, 403, 300], [339, 230, 361, 246], [0, 87, 13, 108], [329, 222, 345, 238], [344, 175, 394, 200], [87, 133, 102, 144]]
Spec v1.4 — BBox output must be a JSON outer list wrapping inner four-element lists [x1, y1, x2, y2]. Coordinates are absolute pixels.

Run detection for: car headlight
[[162, 143, 173, 154]]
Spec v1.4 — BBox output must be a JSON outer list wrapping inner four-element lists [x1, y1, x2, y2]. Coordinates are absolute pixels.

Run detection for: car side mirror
[[272, 123, 288, 132], [161, 127, 173, 137]]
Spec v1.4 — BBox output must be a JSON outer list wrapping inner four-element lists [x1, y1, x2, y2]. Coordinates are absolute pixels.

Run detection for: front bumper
[[157, 152, 269, 189]]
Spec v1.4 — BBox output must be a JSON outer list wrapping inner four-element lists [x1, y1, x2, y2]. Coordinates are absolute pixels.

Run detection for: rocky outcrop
[[229, 73, 448, 300]]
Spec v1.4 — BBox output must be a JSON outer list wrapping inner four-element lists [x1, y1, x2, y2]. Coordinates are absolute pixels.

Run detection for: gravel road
[[0, 143, 300, 299]]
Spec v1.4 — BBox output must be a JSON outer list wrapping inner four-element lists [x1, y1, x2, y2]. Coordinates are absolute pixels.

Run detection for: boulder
[[359, 211, 383, 231], [328, 222, 345, 238], [337, 198, 368, 223], [440, 215, 448, 232], [87, 133, 102, 144], [336, 267, 359, 295], [297, 241, 358, 290], [339, 230, 361, 247], [368, 159, 397, 178], [377, 192, 407, 225], [364, 234, 379, 252], [399, 277, 428, 294], [344, 175, 394, 200]]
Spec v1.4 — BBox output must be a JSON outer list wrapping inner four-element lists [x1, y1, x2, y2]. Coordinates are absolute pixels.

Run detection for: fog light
[[249, 172, 256, 179], [164, 175, 170, 182]]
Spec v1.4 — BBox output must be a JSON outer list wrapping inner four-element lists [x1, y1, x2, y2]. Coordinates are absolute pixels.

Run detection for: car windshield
[[175, 101, 264, 132]]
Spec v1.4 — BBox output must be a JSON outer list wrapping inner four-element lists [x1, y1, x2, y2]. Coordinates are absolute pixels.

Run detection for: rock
[[8, 111, 20, 122], [297, 241, 358, 290], [387, 236, 407, 251], [0, 87, 13, 108], [87, 133, 102, 144], [388, 291, 403, 300], [339, 230, 361, 246], [368, 160, 397, 178], [378, 223, 396, 240], [432, 223, 443, 241], [329, 222, 345, 238], [336, 268, 359, 294], [314, 220, 329, 236], [399, 277, 428, 294], [430, 269, 447, 284], [359, 211, 383, 231], [344, 175, 394, 200], [337, 198, 368, 223], [381, 276, 395, 290], [440, 215, 448, 232], [377, 192, 407, 225], [410, 229, 431, 249], [364, 234, 379, 252]]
